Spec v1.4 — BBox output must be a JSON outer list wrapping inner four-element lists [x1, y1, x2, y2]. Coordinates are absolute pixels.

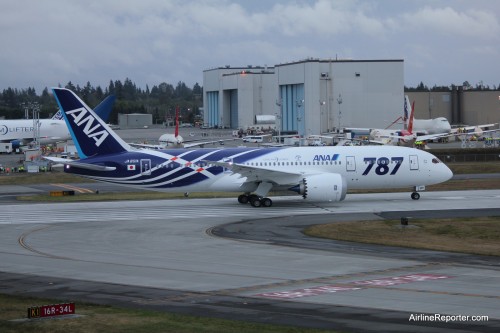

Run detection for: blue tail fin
[[93, 95, 115, 123], [51, 110, 64, 120], [52, 88, 130, 158], [50, 94, 114, 121]]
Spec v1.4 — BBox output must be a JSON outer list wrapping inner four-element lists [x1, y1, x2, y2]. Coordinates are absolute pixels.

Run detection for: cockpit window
[[432, 158, 441, 164]]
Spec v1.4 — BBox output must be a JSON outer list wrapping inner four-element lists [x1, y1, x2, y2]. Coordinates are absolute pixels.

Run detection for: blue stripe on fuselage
[[64, 148, 284, 188]]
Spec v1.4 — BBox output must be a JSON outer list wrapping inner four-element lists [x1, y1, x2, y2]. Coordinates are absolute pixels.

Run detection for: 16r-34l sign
[[27, 302, 75, 318]]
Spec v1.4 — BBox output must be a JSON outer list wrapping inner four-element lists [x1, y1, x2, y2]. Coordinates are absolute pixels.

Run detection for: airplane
[[369, 96, 451, 145], [44, 88, 453, 207], [408, 97, 452, 136], [159, 106, 184, 146], [0, 95, 115, 149], [131, 106, 234, 149]]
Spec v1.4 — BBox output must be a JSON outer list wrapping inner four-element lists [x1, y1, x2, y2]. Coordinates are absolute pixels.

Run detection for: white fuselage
[[412, 118, 452, 135], [158, 133, 184, 147], [0, 119, 70, 144], [81, 146, 453, 194]]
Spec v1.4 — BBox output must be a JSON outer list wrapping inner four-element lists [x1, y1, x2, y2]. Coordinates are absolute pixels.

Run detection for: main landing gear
[[411, 192, 420, 200], [238, 194, 273, 207]]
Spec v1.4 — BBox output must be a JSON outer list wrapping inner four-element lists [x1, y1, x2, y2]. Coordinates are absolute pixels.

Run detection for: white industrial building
[[118, 113, 153, 129], [203, 58, 404, 136]]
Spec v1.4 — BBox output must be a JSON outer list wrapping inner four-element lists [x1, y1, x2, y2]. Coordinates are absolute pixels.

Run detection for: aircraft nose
[[442, 164, 453, 182]]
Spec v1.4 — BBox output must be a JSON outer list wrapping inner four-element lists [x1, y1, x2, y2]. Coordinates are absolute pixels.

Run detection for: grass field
[[304, 216, 500, 256], [0, 295, 335, 333]]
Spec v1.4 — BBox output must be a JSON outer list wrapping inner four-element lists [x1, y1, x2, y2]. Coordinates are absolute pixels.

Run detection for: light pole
[[275, 99, 282, 143], [320, 100, 326, 134], [296, 99, 304, 146], [336, 94, 342, 131]]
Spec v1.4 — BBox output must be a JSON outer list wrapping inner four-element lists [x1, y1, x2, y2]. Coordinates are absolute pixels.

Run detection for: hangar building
[[203, 58, 404, 136], [406, 89, 499, 126]]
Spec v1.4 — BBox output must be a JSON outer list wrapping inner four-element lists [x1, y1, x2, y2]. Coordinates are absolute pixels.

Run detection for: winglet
[[52, 88, 131, 158]]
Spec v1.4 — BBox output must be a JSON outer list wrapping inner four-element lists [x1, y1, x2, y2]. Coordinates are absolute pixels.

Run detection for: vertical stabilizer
[[93, 95, 116, 123], [51, 94, 115, 121], [174, 106, 180, 138], [408, 101, 415, 134], [404, 95, 415, 133], [52, 88, 130, 158], [51, 110, 64, 120]]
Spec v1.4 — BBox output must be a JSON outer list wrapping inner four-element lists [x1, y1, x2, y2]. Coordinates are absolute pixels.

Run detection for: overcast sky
[[1, 0, 499, 93]]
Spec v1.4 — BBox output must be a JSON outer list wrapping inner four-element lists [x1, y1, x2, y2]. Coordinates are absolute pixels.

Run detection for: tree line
[[0, 78, 203, 124], [405, 81, 500, 92], [2, 79, 498, 123]]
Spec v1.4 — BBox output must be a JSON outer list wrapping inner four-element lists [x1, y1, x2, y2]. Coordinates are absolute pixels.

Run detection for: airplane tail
[[93, 95, 116, 123], [51, 110, 64, 120], [51, 88, 131, 158], [174, 106, 180, 138], [404, 95, 415, 134], [51, 95, 115, 121]]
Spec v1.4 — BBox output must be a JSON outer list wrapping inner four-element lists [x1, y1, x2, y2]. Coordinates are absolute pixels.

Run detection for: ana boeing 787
[[45, 88, 453, 207]]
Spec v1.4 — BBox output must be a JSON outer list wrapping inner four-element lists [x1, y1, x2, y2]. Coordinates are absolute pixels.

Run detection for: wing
[[452, 123, 498, 132], [129, 142, 163, 150], [183, 138, 236, 148], [415, 132, 451, 141], [205, 160, 305, 185]]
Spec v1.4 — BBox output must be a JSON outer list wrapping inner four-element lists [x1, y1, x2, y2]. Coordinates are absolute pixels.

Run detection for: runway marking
[[51, 183, 95, 193], [254, 274, 452, 299], [18, 225, 72, 260], [0, 205, 326, 224]]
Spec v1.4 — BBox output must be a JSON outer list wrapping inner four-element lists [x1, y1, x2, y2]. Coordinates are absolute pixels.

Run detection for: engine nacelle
[[291, 173, 347, 202]]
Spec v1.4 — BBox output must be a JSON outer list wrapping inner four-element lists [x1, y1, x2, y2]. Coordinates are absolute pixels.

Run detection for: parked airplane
[[131, 106, 234, 149], [159, 106, 184, 146], [45, 88, 453, 207], [408, 98, 452, 136], [369, 96, 451, 145], [0, 95, 115, 149]]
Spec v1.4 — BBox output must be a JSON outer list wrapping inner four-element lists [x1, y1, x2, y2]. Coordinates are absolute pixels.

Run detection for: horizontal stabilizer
[[43, 156, 116, 171]]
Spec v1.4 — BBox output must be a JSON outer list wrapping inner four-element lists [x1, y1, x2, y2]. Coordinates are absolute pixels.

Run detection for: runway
[[1, 190, 500, 332]]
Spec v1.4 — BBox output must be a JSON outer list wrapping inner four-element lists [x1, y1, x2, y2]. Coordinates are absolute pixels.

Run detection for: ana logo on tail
[[66, 107, 109, 147]]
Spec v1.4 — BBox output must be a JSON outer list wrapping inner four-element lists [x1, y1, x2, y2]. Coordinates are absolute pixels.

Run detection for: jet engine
[[290, 173, 347, 202]]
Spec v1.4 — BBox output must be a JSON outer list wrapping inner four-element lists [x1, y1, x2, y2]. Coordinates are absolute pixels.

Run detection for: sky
[[1, 0, 499, 94]]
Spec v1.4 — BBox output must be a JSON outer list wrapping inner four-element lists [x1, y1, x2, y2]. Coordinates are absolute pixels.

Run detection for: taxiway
[[0, 190, 499, 332]]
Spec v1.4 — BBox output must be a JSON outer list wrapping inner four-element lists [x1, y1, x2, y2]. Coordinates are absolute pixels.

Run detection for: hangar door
[[229, 89, 238, 129], [279, 84, 305, 136], [206, 91, 219, 127]]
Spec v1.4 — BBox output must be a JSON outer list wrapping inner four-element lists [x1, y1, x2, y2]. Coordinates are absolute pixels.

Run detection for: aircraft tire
[[238, 194, 249, 204], [411, 192, 420, 200], [250, 197, 262, 207], [261, 198, 272, 207]]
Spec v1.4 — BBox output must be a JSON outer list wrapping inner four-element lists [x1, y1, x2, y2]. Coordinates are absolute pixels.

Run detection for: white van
[[0, 143, 13, 154], [243, 135, 265, 143]]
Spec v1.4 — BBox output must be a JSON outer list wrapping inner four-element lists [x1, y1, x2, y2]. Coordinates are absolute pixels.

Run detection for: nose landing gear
[[411, 185, 425, 200]]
